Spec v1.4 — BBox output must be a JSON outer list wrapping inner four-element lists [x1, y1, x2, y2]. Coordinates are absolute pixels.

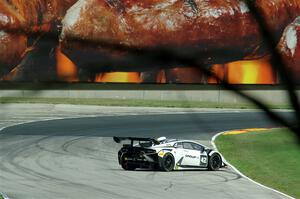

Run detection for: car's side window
[[183, 142, 194, 150], [175, 142, 183, 148], [191, 143, 204, 151]]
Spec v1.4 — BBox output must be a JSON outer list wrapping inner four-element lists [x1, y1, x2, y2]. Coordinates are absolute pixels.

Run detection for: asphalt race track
[[0, 105, 293, 199]]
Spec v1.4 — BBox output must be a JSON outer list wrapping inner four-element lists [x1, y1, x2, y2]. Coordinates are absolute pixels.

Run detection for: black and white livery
[[113, 136, 225, 171]]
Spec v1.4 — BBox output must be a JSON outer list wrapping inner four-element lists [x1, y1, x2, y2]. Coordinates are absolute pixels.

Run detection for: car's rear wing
[[113, 136, 160, 146]]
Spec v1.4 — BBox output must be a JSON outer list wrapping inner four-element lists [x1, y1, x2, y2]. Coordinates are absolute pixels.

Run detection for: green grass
[[216, 129, 300, 198], [0, 97, 254, 108], [0, 194, 4, 199], [0, 97, 290, 109]]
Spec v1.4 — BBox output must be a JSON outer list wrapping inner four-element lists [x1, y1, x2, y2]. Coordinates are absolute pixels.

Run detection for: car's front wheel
[[208, 153, 222, 171], [159, 153, 175, 172]]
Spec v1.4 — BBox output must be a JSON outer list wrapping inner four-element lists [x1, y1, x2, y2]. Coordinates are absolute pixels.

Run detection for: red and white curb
[[211, 130, 295, 199]]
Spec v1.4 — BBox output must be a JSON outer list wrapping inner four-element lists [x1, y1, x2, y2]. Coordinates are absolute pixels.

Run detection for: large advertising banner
[[0, 0, 299, 84]]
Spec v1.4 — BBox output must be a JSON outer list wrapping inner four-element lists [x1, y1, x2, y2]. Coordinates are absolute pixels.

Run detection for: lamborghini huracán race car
[[113, 136, 225, 171]]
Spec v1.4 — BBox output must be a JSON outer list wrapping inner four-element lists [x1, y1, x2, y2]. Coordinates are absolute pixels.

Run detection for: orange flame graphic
[[56, 47, 78, 82], [225, 57, 276, 84], [95, 72, 141, 83]]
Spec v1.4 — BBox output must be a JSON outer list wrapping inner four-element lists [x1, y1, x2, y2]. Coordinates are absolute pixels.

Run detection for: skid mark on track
[[0, 137, 131, 198], [164, 182, 174, 191]]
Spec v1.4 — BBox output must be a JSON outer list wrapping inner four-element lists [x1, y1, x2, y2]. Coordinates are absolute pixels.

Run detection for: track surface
[[0, 104, 293, 199]]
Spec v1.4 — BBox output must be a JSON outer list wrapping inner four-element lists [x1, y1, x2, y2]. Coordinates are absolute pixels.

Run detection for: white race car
[[113, 136, 225, 171]]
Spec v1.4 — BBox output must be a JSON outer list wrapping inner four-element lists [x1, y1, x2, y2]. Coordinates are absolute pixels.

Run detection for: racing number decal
[[201, 156, 207, 163], [200, 155, 208, 166]]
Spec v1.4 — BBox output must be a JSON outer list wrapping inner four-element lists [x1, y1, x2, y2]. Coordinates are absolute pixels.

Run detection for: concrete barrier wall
[[0, 87, 296, 105]]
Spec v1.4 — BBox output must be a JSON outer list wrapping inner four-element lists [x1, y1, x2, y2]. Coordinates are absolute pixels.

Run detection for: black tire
[[208, 153, 222, 171], [120, 154, 136, 170], [159, 153, 175, 172]]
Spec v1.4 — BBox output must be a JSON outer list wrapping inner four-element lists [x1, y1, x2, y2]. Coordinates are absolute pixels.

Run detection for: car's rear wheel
[[208, 153, 222, 171], [159, 153, 175, 172], [120, 154, 136, 170]]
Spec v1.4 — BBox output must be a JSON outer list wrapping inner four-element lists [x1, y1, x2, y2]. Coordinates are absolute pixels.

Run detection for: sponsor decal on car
[[158, 149, 173, 157], [158, 150, 165, 157], [185, 154, 197, 159]]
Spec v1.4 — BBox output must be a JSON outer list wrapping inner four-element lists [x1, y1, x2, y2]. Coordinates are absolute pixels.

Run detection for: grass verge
[[0, 97, 290, 109], [215, 129, 300, 198]]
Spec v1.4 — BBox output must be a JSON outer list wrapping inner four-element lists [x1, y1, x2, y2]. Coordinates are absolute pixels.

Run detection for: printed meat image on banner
[[0, 0, 299, 84]]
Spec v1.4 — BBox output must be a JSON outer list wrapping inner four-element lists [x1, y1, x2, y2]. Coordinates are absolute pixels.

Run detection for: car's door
[[173, 142, 185, 163], [181, 142, 201, 166], [191, 143, 208, 167]]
